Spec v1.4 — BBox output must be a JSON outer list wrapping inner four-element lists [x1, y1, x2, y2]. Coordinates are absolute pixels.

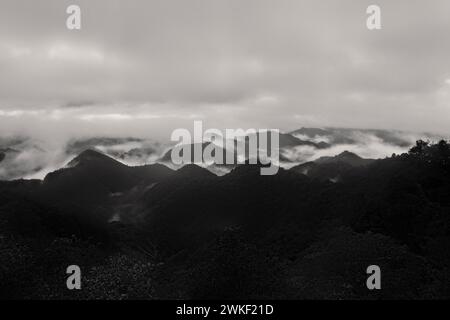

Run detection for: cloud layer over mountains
[[1, 128, 445, 180]]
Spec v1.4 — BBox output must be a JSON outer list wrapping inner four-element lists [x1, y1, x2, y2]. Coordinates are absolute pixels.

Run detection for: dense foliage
[[1, 140, 450, 299]]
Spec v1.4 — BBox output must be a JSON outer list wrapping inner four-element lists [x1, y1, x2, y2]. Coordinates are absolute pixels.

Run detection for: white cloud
[[47, 44, 105, 63], [78, 113, 133, 121]]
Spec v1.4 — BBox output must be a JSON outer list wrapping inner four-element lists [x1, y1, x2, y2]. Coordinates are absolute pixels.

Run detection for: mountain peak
[[315, 151, 374, 167], [336, 150, 361, 159], [67, 149, 123, 168], [290, 127, 330, 137]]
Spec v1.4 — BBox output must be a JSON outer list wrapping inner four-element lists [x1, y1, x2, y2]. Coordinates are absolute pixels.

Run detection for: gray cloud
[[1, 0, 450, 139]]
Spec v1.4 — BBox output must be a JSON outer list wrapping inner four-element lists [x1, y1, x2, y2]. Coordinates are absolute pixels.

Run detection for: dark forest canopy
[[1, 140, 450, 299]]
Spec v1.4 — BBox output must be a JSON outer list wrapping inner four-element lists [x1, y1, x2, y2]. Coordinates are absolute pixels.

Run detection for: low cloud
[[280, 129, 444, 167]]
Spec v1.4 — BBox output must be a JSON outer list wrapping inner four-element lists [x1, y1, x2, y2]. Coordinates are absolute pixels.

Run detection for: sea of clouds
[[0, 128, 447, 180]]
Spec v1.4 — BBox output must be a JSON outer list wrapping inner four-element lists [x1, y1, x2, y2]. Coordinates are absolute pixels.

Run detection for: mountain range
[[1, 127, 443, 180], [1, 138, 450, 299]]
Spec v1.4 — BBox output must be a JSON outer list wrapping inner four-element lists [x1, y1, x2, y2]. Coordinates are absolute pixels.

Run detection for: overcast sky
[[1, 0, 450, 141]]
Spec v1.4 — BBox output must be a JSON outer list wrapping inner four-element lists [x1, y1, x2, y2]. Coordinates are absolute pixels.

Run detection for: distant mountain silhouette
[[247, 131, 330, 149], [160, 132, 329, 167], [66, 137, 144, 155], [289, 127, 420, 147], [281, 133, 329, 149], [315, 151, 374, 166], [160, 142, 226, 163], [289, 127, 331, 137], [290, 151, 374, 181], [118, 147, 157, 160]]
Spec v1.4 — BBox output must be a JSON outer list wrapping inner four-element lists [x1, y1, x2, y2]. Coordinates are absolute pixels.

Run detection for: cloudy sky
[[1, 0, 450, 141]]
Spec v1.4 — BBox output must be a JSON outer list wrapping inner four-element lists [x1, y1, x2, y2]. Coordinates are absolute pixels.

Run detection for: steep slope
[[315, 151, 374, 167], [41, 150, 174, 216], [131, 162, 323, 257], [160, 142, 232, 163], [43, 150, 136, 204], [290, 151, 374, 181], [130, 163, 175, 184]]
